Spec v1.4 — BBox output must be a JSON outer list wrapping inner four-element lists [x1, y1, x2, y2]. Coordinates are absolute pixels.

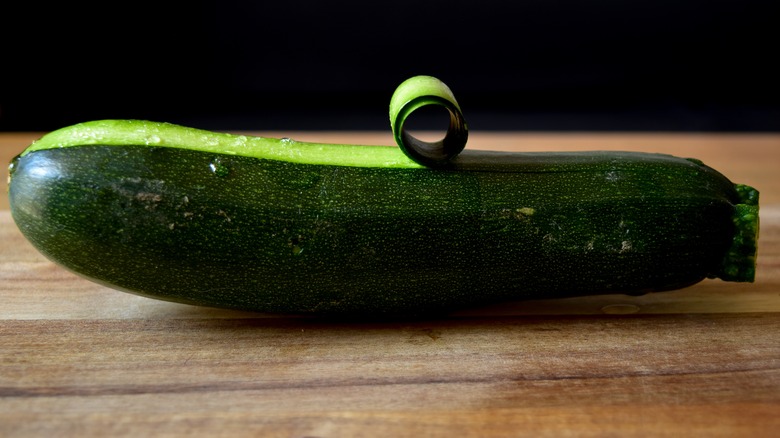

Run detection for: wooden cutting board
[[1, 131, 779, 437]]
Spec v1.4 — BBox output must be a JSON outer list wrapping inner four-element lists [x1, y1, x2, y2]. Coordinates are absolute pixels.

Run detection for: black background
[[2, 1, 778, 132]]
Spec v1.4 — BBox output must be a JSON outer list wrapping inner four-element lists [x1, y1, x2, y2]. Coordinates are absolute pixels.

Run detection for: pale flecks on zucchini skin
[[8, 141, 758, 316]]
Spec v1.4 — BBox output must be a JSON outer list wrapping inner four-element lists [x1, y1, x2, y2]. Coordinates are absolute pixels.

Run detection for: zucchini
[[7, 76, 759, 316]]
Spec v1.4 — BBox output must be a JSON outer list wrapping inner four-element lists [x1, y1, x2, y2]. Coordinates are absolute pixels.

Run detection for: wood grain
[[1, 132, 779, 437], [1, 314, 779, 437]]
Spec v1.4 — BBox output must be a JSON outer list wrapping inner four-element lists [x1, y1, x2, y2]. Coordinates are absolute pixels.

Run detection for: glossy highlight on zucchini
[[7, 76, 759, 316]]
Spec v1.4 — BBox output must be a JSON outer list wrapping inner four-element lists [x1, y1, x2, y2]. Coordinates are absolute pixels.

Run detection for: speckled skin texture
[[9, 146, 751, 316]]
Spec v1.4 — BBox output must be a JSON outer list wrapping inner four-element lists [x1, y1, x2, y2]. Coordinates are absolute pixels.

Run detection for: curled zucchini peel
[[388, 75, 468, 168]]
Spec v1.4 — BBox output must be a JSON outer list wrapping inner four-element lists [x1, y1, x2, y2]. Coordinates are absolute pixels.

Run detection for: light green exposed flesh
[[389, 75, 462, 128], [22, 119, 424, 169]]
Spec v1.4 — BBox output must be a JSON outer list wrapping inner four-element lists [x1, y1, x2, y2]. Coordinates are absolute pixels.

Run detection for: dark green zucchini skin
[[8, 145, 757, 316]]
